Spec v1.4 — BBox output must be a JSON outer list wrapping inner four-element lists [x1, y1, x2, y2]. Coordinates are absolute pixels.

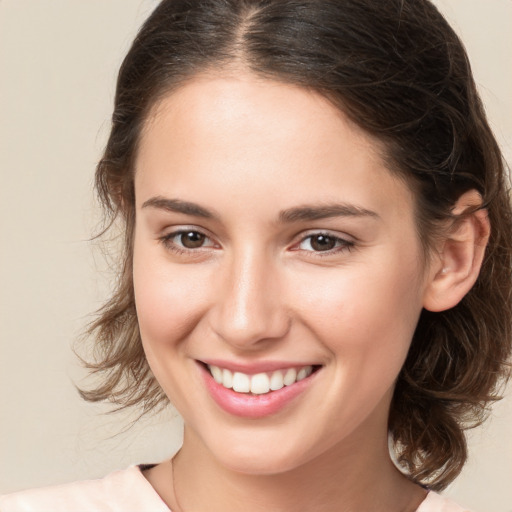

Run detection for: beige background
[[0, 1, 511, 510]]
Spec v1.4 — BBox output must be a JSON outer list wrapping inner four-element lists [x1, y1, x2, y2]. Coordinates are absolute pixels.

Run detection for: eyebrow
[[141, 196, 379, 223], [142, 197, 218, 219], [278, 203, 380, 223]]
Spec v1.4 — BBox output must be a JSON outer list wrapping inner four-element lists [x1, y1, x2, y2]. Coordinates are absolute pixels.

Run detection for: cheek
[[294, 252, 424, 364], [132, 245, 212, 406], [132, 245, 207, 347]]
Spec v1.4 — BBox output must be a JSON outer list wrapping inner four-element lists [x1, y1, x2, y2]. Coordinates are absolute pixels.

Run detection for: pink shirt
[[0, 465, 471, 511]]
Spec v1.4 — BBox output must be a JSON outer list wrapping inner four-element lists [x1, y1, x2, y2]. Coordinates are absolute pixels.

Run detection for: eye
[[176, 231, 208, 249], [297, 233, 354, 253], [160, 229, 216, 252]]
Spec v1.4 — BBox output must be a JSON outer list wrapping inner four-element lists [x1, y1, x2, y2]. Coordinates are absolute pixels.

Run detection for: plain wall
[[0, 1, 511, 510]]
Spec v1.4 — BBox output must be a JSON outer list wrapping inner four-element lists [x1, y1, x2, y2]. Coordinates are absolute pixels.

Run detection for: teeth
[[210, 365, 223, 384], [269, 371, 284, 391], [250, 373, 270, 394], [222, 368, 233, 389], [283, 368, 297, 386], [208, 364, 314, 395], [297, 367, 308, 381], [232, 372, 250, 393]]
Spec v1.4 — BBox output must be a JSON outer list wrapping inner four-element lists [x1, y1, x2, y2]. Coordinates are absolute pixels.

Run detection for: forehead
[[142, 73, 379, 159], [135, 74, 414, 220]]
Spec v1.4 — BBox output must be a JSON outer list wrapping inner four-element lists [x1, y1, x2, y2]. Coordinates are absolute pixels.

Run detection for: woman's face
[[133, 74, 430, 474]]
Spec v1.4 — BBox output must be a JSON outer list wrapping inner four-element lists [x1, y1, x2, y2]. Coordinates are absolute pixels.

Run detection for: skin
[[131, 73, 488, 512]]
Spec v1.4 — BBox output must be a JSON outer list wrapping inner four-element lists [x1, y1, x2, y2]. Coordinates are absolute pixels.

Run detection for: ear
[[423, 190, 490, 312]]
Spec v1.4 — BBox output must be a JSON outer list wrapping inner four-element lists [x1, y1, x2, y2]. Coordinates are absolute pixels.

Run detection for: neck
[[170, 427, 425, 512]]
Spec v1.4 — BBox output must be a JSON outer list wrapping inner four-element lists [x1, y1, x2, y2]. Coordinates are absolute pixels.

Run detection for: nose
[[208, 249, 291, 350]]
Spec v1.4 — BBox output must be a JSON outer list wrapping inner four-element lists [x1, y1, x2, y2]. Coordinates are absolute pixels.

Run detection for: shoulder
[[0, 465, 170, 512], [417, 491, 472, 512]]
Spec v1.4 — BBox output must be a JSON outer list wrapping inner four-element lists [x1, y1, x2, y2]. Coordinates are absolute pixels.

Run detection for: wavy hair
[[79, 0, 512, 490]]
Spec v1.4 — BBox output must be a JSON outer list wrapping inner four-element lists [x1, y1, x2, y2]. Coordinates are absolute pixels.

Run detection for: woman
[[1, 0, 511, 510]]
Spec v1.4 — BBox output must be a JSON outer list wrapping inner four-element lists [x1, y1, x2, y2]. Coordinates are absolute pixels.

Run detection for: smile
[[201, 362, 321, 418], [207, 364, 315, 395]]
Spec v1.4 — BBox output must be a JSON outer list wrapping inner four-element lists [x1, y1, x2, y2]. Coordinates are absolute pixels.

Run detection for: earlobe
[[423, 190, 490, 313]]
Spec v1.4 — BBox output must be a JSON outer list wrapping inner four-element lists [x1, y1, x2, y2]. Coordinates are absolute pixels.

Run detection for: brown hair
[[79, 0, 512, 490]]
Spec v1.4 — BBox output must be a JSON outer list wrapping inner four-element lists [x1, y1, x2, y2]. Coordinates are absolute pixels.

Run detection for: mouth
[[198, 360, 322, 418], [206, 363, 319, 396]]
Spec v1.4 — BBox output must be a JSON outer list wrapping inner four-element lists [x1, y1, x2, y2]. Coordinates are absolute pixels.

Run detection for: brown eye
[[180, 231, 206, 248], [297, 233, 354, 254], [309, 234, 336, 251], [160, 229, 216, 254]]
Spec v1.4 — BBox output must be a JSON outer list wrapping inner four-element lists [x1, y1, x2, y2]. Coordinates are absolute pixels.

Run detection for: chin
[[221, 454, 303, 476], [205, 434, 316, 476]]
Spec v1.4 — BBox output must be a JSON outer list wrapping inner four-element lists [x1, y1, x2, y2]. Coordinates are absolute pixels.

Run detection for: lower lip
[[200, 364, 318, 419]]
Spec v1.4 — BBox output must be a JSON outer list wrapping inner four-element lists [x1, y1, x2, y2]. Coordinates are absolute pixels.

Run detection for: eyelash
[[159, 229, 355, 257], [159, 229, 217, 255], [294, 232, 355, 257]]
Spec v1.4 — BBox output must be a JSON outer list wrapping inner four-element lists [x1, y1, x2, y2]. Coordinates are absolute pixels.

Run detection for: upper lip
[[199, 358, 320, 375]]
